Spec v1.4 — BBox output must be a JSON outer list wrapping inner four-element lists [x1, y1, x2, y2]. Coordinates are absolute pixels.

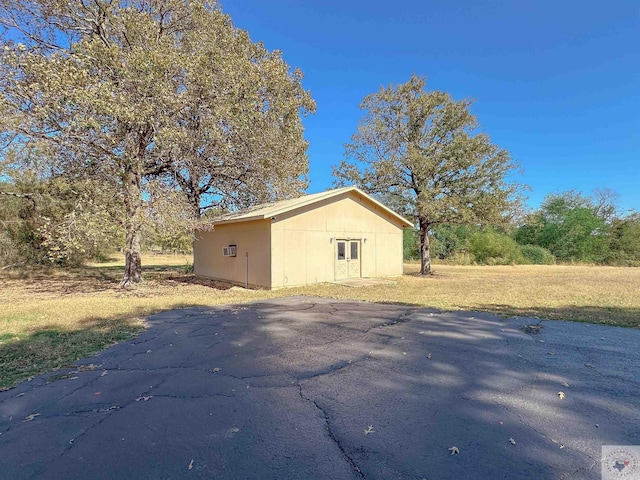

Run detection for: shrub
[[445, 252, 474, 265], [431, 224, 475, 260], [601, 251, 640, 267], [468, 229, 525, 265], [403, 228, 420, 261], [520, 245, 556, 265]]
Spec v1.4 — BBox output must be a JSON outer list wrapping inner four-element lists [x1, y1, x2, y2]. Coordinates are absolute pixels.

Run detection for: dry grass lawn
[[1, 254, 638, 389]]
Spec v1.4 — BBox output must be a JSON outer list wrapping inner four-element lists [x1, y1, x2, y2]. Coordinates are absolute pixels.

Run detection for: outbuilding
[[193, 186, 413, 289]]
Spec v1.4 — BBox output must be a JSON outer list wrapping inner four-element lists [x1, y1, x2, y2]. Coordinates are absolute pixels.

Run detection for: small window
[[337, 242, 346, 260], [350, 242, 358, 260]]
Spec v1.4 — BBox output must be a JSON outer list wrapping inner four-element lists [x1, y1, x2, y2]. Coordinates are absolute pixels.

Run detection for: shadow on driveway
[[1, 296, 639, 479]]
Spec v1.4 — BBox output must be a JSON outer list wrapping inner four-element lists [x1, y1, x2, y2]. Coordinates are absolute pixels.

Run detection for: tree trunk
[[190, 190, 201, 221], [121, 169, 144, 287], [418, 215, 432, 275], [122, 225, 142, 286]]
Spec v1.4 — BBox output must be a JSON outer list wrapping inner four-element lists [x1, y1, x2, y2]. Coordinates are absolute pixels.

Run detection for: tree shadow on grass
[[0, 310, 147, 391], [161, 274, 234, 290], [4, 273, 120, 297], [0, 264, 231, 297]]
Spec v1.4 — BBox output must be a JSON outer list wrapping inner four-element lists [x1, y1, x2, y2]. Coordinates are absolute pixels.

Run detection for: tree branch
[[0, 191, 34, 198]]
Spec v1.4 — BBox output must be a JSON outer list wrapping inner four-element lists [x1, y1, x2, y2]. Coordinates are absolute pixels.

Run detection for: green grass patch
[[0, 318, 142, 390]]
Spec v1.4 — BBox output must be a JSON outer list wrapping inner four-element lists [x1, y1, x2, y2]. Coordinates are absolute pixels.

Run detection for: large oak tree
[[334, 75, 523, 274], [0, 0, 314, 285]]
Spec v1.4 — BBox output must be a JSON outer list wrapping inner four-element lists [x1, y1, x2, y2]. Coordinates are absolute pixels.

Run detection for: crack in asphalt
[[364, 310, 416, 334], [493, 400, 599, 477], [29, 364, 362, 397], [55, 371, 177, 453], [295, 380, 366, 479], [574, 346, 640, 391], [152, 393, 236, 400], [559, 459, 598, 480], [296, 359, 361, 381], [267, 303, 318, 314], [1, 368, 248, 443], [21, 402, 126, 480]]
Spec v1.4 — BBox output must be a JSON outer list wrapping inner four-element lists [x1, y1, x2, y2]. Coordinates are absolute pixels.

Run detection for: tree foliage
[[142, 180, 194, 253], [0, 0, 314, 284], [0, 147, 122, 266], [514, 190, 640, 265], [605, 213, 640, 266], [515, 191, 609, 263], [430, 224, 474, 261], [410, 189, 637, 267], [334, 75, 524, 274], [407, 224, 557, 266]]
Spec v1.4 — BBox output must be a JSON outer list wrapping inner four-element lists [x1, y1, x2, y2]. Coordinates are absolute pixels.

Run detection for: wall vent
[[222, 245, 237, 257]]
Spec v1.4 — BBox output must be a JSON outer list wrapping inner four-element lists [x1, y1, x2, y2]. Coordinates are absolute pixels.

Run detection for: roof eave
[[196, 214, 267, 228]]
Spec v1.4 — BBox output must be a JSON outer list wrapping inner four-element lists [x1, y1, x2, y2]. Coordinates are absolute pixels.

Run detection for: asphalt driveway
[[1, 296, 639, 479]]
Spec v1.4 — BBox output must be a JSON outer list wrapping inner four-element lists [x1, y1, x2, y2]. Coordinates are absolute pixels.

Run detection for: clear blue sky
[[222, 0, 639, 213]]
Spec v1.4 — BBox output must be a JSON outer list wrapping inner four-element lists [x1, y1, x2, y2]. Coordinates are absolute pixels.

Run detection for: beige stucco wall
[[270, 192, 405, 289], [193, 219, 271, 288]]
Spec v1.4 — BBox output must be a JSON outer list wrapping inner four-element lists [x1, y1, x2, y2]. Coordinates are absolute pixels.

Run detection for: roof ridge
[[211, 186, 355, 219], [200, 186, 412, 227]]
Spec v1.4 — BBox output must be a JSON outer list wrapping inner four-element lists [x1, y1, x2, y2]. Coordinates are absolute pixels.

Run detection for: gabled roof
[[202, 186, 413, 227]]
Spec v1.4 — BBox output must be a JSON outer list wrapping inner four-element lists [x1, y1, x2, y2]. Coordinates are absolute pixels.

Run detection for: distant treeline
[[404, 191, 640, 266]]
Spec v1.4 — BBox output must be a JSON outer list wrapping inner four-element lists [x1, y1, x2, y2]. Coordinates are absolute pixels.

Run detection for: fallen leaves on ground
[[75, 363, 101, 372], [448, 446, 459, 455], [558, 391, 566, 399], [364, 425, 374, 435], [23, 413, 40, 422]]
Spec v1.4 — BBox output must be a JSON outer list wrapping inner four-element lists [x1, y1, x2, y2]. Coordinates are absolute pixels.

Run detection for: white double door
[[335, 239, 361, 280]]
